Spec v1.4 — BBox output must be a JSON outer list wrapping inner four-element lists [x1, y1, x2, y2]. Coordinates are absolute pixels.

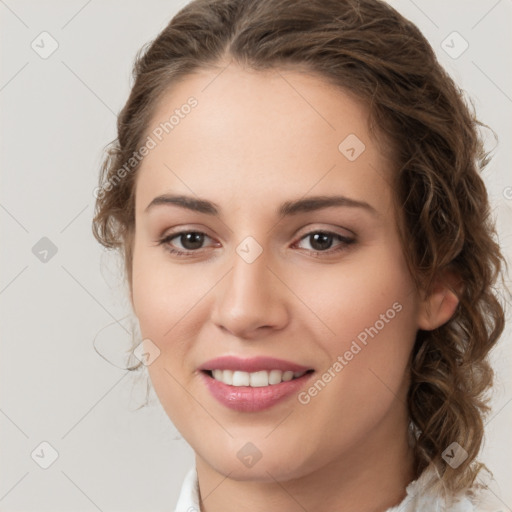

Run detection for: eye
[[158, 231, 216, 255], [294, 230, 355, 255]]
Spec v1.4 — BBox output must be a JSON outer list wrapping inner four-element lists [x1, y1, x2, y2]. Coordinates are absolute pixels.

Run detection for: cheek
[[290, 243, 417, 349], [131, 243, 204, 338], [287, 262, 418, 457], [131, 244, 214, 402], [291, 244, 419, 405], [131, 247, 206, 432]]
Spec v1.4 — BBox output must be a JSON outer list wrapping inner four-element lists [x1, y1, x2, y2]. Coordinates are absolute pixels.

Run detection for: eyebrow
[[144, 193, 379, 217]]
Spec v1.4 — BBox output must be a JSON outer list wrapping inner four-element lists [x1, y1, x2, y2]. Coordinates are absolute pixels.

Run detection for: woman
[[92, 0, 507, 510]]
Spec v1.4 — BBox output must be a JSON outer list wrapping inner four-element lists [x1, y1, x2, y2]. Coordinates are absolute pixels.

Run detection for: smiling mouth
[[202, 369, 315, 387]]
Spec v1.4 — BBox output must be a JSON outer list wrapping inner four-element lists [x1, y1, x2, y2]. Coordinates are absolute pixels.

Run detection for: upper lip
[[198, 356, 313, 373]]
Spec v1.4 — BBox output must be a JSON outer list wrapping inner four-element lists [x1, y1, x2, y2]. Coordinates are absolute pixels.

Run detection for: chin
[[198, 442, 314, 483]]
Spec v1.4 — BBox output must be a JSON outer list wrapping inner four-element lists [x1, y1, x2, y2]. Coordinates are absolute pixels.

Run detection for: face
[[131, 64, 424, 482]]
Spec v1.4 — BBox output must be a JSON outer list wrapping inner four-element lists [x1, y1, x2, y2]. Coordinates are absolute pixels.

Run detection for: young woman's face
[[131, 65, 424, 481]]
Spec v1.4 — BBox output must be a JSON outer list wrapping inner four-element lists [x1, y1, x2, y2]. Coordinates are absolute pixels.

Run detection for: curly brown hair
[[92, 0, 508, 496]]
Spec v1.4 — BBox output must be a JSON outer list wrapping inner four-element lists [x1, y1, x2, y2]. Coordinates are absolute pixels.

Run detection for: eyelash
[[157, 230, 356, 258]]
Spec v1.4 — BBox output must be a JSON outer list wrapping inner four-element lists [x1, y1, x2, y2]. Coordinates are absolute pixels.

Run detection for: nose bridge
[[227, 239, 274, 311], [211, 236, 289, 337]]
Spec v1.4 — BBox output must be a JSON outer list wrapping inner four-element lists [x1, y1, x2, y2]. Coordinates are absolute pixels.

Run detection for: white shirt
[[173, 465, 504, 512]]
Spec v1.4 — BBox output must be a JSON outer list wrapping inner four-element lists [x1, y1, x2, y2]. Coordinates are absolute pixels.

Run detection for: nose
[[210, 246, 290, 339]]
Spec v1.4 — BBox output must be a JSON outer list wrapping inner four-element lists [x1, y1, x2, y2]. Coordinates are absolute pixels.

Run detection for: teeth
[[268, 369, 282, 385], [250, 371, 268, 387], [210, 369, 307, 387], [232, 370, 249, 386]]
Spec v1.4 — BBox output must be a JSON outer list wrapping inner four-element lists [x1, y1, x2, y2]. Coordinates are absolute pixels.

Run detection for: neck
[[195, 412, 416, 512]]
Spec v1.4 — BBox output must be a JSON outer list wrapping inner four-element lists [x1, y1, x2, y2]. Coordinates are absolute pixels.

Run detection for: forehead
[[135, 65, 394, 217]]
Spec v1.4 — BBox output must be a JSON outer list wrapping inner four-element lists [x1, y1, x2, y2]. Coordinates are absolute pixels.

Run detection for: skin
[[130, 62, 459, 512]]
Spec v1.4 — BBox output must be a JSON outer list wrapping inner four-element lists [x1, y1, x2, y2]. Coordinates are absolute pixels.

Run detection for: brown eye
[[158, 231, 214, 255], [176, 232, 205, 250], [295, 231, 355, 255], [308, 232, 334, 251]]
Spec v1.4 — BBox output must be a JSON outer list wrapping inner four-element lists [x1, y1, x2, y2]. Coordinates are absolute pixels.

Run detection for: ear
[[417, 268, 462, 331]]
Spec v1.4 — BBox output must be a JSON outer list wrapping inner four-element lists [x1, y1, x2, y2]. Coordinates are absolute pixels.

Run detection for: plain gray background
[[1, 1, 511, 511]]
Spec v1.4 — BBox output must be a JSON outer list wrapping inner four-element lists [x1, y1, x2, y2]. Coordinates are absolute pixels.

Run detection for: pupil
[[181, 232, 204, 250], [311, 233, 332, 251]]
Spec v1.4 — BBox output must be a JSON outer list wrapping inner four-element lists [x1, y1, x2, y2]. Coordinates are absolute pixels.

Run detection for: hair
[[92, 0, 508, 497]]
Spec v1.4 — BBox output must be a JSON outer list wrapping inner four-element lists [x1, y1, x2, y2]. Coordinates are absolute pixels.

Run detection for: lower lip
[[200, 371, 314, 412]]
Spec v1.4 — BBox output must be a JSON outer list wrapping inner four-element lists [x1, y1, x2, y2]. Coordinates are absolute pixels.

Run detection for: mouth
[[198, 355, 316, 411], [200, 369, 315, 412], [201, 368, 315, 387]]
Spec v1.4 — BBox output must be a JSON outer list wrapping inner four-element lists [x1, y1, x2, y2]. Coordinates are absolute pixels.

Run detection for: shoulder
[[386, 466, 504, 512]]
